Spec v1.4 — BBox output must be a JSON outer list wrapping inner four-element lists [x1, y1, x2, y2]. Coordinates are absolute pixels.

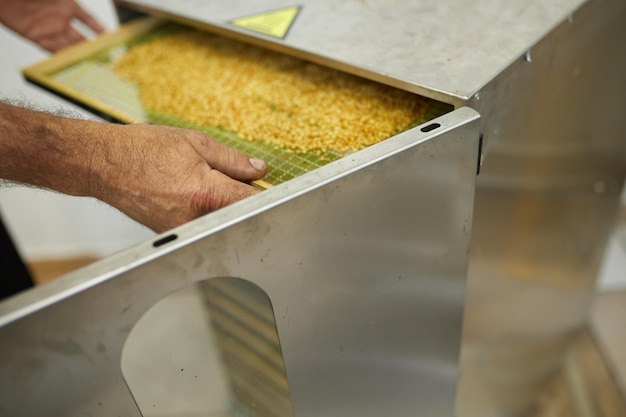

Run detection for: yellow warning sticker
[[230, 6, 301, 39]]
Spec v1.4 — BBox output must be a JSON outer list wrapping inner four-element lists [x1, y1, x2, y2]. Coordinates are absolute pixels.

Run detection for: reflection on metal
[[201, 278, 294, 417], [459, 0, 626, 415], [122, 279, 294, 417], [617, 188, 626, 256], [529, 332, 626, 417], [8, 0, 626, 414], [0, 108, 480, 417], [116, 0, 626, 414]]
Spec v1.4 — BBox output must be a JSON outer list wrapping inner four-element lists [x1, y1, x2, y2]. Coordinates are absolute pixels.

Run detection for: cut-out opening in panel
[[152, 234, 178, 247], [121, 277, 294, 417], [420, 123, 441, 133]]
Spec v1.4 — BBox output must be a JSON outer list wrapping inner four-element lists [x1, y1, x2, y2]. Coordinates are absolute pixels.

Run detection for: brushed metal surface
[[122, 1, 626, 415], [0, 108, 480, 417], [116, 0, 583, 105], [7, 0, 625, 415], [460, 0, 626, 415]]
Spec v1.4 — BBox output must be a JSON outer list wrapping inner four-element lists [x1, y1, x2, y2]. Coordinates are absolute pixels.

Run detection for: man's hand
[[0, 0, 104, 52], [89, 124, 268, 232], [0, 102, 268, 233]]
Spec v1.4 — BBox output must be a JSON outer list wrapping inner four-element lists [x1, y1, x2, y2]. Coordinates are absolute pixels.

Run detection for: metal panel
[[459, 0, 626, 415], [0, 108, 480, 417], [116, 0, 584, 104]]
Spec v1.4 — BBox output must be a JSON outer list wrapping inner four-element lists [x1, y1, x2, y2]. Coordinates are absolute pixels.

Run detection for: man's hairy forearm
[[0, 101, 103, 197], [0, 101, 267, 232]]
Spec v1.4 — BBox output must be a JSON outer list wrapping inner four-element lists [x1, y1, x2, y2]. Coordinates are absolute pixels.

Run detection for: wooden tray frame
[[22, 17, 165, 125]]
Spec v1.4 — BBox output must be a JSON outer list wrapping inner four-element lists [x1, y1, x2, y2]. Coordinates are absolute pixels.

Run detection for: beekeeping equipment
[[2, 0, 625, 416]]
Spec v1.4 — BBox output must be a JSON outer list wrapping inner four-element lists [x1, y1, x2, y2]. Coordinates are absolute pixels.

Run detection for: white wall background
[[0, 0, 624, 289], [0, 0, 155, 260]]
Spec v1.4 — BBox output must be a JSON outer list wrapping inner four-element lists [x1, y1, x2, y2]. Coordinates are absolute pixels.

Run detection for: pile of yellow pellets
[[114, 28, 429, 154]]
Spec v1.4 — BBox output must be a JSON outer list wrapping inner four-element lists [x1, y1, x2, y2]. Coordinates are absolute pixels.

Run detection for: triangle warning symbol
[[230, 6, 301, 39]]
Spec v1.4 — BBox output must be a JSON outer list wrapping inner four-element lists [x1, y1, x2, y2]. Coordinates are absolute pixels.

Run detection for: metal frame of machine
[[1, 0, 625, 416], [0, 106, 481, 416]]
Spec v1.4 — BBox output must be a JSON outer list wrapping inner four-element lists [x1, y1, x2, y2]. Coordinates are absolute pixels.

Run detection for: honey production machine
[[1, 0, 625, 416]]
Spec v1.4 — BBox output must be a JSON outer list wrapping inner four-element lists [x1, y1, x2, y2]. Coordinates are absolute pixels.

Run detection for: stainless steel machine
[[1, 0, 625, 416]]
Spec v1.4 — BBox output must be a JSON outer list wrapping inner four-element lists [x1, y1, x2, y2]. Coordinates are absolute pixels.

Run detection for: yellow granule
[[114, 28, 429, 154]]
